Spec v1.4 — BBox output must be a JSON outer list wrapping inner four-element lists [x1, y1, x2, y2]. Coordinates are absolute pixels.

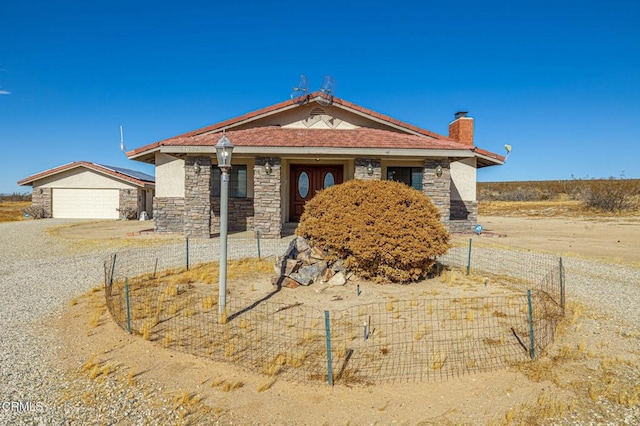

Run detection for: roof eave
[[159, 145, 476, 158]]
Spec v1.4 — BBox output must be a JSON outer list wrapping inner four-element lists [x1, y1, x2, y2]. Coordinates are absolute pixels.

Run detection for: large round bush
[[296, 179, 451, 283]]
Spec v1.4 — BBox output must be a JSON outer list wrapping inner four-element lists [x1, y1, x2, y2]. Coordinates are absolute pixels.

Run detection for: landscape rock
[[294, 236, 311, 253], [273, 236, 349, 289], [327, 271, 347, 286], [289, 262, 328, 286]]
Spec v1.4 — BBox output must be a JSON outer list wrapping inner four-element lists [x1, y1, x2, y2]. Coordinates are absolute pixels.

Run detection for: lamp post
[[215, 133, 234, 322]]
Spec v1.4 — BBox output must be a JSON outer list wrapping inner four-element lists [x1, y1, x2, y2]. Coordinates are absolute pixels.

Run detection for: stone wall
[[118, 188, 139, 219], [354, 158, 382, 180], [450, 200, 478, 233], [253, 157, 282, 238], [31, 187, 52, 217], [422, 159, 451, 228], [211, 198, 255, 234], [184, 156, 212, 238], [154, 197, 185, 233]]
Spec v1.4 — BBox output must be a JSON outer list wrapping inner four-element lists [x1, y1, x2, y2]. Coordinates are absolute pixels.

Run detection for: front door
[[290, 165, 343, 222]]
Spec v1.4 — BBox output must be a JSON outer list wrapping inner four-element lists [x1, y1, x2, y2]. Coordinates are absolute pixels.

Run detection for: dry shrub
[[580, 178, 640, 212], [296, 179, 450, 283], [478, 178, 640, 212]]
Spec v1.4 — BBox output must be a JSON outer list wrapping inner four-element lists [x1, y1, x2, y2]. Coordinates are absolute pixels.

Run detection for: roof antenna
[[290, 74, 309, 104], [504, 144, 512, 162], [317, 75, 336, 106], [120, 125, 126, 154]]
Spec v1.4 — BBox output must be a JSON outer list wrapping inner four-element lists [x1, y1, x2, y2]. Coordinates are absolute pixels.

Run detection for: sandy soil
[[476, 215, 640, 266], [51, 216, 640, 425]]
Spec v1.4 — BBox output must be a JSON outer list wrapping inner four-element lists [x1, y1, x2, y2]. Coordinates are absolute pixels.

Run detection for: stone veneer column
[[422, 159, 451, 229], [450, 200, 478, 233], [183, 156, 212, 238], [118, 188, 139, 219], [253, 157, 282, 238], [31, 187, 52, 217], [354, 158, 382, 180], [154, 198, 184, 232]]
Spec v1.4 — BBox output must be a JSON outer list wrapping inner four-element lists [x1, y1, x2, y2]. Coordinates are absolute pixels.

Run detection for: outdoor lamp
[[435, 164, 443, 178], [215, 133, 234, 172], [193, 160, 201, 174], [264, 161, 272, 175], [215, 132, 234, 323], [366, 162, 374, 176]]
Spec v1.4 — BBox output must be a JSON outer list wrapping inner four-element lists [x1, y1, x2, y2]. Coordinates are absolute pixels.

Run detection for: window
[[387, 167, 423, 191], [212, 165, 247, 198]]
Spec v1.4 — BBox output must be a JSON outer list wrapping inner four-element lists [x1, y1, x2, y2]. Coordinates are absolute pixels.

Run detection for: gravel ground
[[0, 219, 638, 424]]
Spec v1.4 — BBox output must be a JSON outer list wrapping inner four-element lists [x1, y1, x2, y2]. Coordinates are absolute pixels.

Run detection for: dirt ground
[[51, 214, 640, 425], [477, 215, 640, 266]]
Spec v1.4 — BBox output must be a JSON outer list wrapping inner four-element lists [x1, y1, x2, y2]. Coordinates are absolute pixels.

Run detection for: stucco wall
[[33, 168, 137, 190], [450, 158, 476, 201], [156, 153, 185, 197]]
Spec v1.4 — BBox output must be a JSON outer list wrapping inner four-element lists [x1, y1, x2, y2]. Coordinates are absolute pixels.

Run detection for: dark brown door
[[290, 165, 343, 222]]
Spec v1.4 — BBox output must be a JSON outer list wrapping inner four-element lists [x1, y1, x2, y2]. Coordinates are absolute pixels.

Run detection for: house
[[126, 92, 504, 238], [18, 161, 155, 219]]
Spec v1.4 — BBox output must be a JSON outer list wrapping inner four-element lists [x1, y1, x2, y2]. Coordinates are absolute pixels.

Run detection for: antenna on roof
[[504, 144, 512, 162], [316, 75, 336, 106], [290, 74, 310, 104], [120, 125, 126, 154]]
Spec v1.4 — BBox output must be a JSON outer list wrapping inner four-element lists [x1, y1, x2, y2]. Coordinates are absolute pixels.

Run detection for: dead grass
[[45, 221, 181, 254], [0, 201, 30, 222], [479, 198, 640, 218]]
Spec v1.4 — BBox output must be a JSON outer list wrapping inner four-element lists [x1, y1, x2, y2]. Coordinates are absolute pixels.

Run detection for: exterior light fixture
[[193, 160, 201, 174], [264, 161, 272, 175], [435, 164, 443, 178], [215, 132, 234, 323], [366, 162, 374, 176]]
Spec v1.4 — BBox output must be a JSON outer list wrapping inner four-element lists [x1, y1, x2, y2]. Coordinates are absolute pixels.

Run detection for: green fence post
[[527, 289, 535, 359], [256, 230, 261, 259], [324, 310, 334, 386], [125, 278, 132, 334], [186, 238, 190, 271], [559, 257, 565, 309], [466, 238, 473, 275]]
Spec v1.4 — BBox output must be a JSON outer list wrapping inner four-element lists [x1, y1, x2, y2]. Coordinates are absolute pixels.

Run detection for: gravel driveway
[[1, 220, 638, 424]]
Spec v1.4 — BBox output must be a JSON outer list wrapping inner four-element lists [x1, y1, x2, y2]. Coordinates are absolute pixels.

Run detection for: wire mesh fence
[[104, 236, 565, 385]]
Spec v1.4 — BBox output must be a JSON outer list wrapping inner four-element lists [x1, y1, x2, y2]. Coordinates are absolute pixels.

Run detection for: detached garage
[[18, 161, 155, 220]]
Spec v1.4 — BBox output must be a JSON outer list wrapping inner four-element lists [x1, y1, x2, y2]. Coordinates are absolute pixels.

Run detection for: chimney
[[448, 111, 474, 146]]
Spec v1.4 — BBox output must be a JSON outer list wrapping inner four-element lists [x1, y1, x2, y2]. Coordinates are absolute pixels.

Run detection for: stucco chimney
[[448, 111, 474, 146]]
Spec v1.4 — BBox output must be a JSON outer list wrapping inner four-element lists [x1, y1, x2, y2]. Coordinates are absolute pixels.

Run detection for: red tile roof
[[158, 127, 470, 150], [126, 93, 505, 164], [17, 161, 155, 188]]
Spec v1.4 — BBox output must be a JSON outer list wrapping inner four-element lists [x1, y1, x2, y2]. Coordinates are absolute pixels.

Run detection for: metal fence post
[[324, 310, 334, 386], [559, 257, 565, 309], [466, 238, 473, 275], [109, 254, 117, 287], [125, 278, 132, 334], [186, 238, 190, 271], [527, 289, 535, 359], [256, 230, 261, 259]]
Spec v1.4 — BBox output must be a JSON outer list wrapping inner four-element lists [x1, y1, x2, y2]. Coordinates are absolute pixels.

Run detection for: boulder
[[328, 271, 347, 286], [273, 236, 351, 289], [289, 262, 328, 286]]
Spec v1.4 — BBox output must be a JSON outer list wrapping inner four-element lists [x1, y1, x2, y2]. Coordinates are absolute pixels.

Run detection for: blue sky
[[1, 0, 639, 194]]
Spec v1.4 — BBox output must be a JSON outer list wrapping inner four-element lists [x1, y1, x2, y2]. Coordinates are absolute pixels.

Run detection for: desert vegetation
[[296, 179, 451, 283], [478, 177, 640, 213]]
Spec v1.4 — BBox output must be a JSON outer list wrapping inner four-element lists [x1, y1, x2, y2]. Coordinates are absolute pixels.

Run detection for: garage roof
[[17, 161, 155, 188]]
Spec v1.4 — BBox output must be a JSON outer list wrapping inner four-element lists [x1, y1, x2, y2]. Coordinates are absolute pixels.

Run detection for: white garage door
[[52, 188, 120, 219]]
